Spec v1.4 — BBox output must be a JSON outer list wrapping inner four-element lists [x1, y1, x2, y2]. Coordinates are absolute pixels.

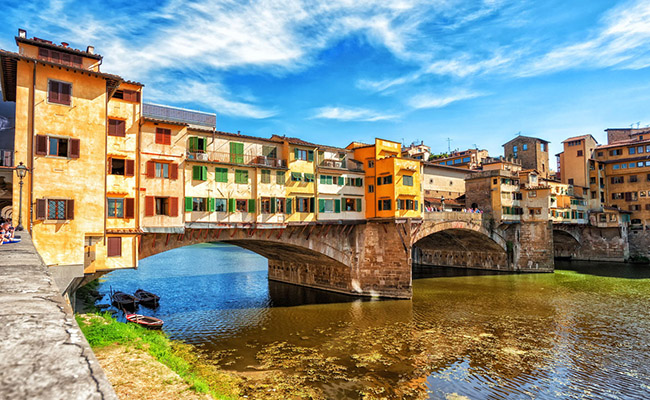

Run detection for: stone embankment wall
[[0, 233, 116, 400], [628, 229, 650, 259]]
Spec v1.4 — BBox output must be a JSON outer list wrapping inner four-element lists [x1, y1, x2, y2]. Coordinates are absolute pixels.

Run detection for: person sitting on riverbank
[[1, 222, 15, 244]]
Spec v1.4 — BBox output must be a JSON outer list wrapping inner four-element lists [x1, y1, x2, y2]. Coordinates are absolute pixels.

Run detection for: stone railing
[[423, 210, 486, 223]]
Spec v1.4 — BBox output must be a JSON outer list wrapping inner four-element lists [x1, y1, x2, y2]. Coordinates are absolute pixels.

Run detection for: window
[[403, 175, 413, 186], [295, 149, 314, 161], [613, 164, 620, 170], [577, 150, 583, 157], [597, 151, 603, 157], [630, 205, 641, 211], [304, 173, 315, 182], [36, 135, 79, 159], [108, 119, 126, 137], [235, 169, 248, 184], [382, 175, 392, 185], [107, 198, 124, 218], [629, 162, 636, 168], [214, 198, 227, 212], [522, 144, 528, 151], [192, 165, 208, 181], [528, 191, 537, 198], [446, 161, 452, 165], [155, 128, 171, 145], [368, 160, 375, 168], [113, 89, 140, 102], [320, 175, 333, 185], [610, 149, 622, 156], [396, 199, 417, 211], [612, 193, 624, 200], [591, 191, 597, 199], [647, 174, 650, 181], [319, 199, 335, 213], [513, 146, 518, 152], [296, 197, 313, 213], [261, 198, 272, 214], [638, 146, 644, 154], [229, 142, 244, 163], [368, 184, 375, 193], [262, 145, 277, 159], [47, 199, 72, 220], [261, 169, 271, 184], [590, 177, 596, 184], [629, 147, 636, 155], [493, 179, 497, 184], [48, 80, 71, 106], [155, 197, 169, 215], [156, 163, 170, 178], [291, 172, 302, 181], [541, 143, 547, 152], [630, 175, 638, 183], [640, 191, 647, 198], [192, 198, 208, 212], [377, 199, 392, 211], [189, 137, 207, 152], [568, 178, 574, 185], [49, 137, 68, 157], [611, 176, 624, 184], [454, 159, 461, 164], [462, 157, 471, 162], [276, 171, 285, 185], [109, 158, 129, 175], [638, 162, 645, 168], [107, 237, 122, 258], [38, 48, 83, 67], [344, 198, 362, 212]]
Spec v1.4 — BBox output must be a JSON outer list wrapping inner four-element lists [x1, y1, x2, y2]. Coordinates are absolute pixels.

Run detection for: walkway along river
[[96, 242, 650, 399]]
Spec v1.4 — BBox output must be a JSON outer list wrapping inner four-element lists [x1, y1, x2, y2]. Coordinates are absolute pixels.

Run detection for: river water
[[97, 243, 650, 399]]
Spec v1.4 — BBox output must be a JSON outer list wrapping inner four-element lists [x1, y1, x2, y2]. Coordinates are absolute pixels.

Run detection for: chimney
[[61, 42, 69, 48], [86, 45, 94, 54], [18, 29, 26, 38]]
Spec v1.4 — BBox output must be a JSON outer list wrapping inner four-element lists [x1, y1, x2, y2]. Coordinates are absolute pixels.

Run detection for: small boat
[[125, 313, 164, 329], [111, 291, 138, 309], [133, 289, 160, 307]]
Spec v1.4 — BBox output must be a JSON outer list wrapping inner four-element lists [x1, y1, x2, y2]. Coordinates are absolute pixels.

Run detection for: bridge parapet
[[423, 211, 485, 223]]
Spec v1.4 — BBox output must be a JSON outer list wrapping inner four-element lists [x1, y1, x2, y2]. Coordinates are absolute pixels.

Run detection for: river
[[97, 243, 650, 399]]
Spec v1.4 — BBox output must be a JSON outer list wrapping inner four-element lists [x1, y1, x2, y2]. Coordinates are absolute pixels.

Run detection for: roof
[[194, 128, 279, 144], [16, 36, 103, 60], [142, 116, 189, 127], [421, 161, 479, 173], [595, 137, 650, 150], [0, 49, 123, 102], [270, 134, 346, 151], [562, 134, 597, 144], [502, 135, 550, 146]]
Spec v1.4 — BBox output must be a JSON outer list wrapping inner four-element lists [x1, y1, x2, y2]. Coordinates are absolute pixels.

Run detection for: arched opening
[[553, 230, 581, 260], [413, 228, 508, 272]]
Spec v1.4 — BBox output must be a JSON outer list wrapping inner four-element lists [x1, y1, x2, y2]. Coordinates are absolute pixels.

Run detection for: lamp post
[[15, 162, 28, 231]]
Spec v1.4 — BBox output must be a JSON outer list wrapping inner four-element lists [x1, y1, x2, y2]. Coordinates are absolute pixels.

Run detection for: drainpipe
[[103, 85, 109, 245], [29, 61, 36, 233]]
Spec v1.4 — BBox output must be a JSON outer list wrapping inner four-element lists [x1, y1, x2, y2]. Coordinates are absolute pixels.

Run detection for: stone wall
[[554, 225, 629, 262], [506, 221, 554, 271], [628, 229, 650, 259]]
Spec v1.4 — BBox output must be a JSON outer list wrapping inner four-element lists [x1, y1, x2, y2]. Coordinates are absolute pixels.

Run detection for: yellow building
[[348, 138, 421, 219], [556, 134, 598, 187]]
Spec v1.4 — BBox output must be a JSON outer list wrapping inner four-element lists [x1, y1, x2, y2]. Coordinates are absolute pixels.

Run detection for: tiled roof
[[562, 134, 597, 144], [502, 135, 550, 146], [16, 36, 102, 60], [192, 128, 279, 143], [595, 137, 650, 150], [270, 134, 346, 151]]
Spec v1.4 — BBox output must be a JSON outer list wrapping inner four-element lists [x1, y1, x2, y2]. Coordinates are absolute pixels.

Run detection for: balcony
[[319, 158, 364, 172], [143, 103, 216, 128], [187, 151, 287, 168]]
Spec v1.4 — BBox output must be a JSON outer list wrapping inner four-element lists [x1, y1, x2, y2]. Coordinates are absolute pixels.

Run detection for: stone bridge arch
[[412, 217, 510, 270]]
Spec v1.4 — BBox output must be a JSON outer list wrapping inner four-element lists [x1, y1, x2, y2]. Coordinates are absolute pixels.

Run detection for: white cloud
[[311, 106, 399, 122], [407, 90, 484, 109]]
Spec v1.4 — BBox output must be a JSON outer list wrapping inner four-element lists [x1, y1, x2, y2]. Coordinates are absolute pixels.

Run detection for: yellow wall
[[285, 143, 317, 222]]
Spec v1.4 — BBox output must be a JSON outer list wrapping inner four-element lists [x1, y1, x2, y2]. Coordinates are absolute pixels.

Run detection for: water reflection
[[97, 243, 650, 399]]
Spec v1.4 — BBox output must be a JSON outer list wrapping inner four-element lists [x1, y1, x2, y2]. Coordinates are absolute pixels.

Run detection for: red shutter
[[60, 83, 71, 106], [50, 51, 60, 64], [118, 120, 126, 136], [145, 196, 155, 216], [36, 199, 47, 220], [124, 198, 135, 219], [38, 48, 49, 61], [155, 128, 162, 144], [170, 163, 178, 180], [163, 129, 171, 145], [65, 199, 74, 220], [107, 237, 122, 257], [125, 159, 135, 176], [108, 119, 116, 136], [107, 157, 113, 174], [69, 138, 80, 158], [35, 135, 48, 155], [48, 81, 59, 103], [72, 56, 82, 67], [170, 197, 178, 217], [146, 161, 155, 178], [61, 53, 71, 66]]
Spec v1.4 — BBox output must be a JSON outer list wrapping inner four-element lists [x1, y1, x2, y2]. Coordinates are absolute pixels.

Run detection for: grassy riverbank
[[76, 312, 241, 399]]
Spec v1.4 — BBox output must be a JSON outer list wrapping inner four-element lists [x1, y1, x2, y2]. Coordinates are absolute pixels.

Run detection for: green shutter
[[192, 165, 200, 180], [320, 175, 326, 184], [202, 166, 208, 181], [215, 167, 228, 182], [270, 197, 277, 213], [286, 198, 292, 214], [248, 199, 255, 213], [309, 197, 315, 213], [209, 198, 215, 212], [356, 178, 362, 187], [276, 171, 285, 185], [243, 170, 248, 183], [335, 199, 341, 213], [338, 176, 344, 186], [318, 199, 325, 213], [230, 142, 244, 164], [201, 137, 207, 151], [228, 198, 236, 212], [308, 150, 314, 162], [189, 137, 197, 152], [356, 198, 362, 212], [294, 148, 299, 160], [291, 172, 302, 181], [414, 200, 418, 211], [185, 197, 193, 212]]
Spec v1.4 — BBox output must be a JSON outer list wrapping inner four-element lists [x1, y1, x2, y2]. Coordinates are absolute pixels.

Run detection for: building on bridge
[[503, 135, 550, 178], [429, 148, 489, 170]]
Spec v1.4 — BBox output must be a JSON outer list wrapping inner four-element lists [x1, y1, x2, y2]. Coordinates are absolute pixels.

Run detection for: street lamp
[[15, 162, 28, 231]]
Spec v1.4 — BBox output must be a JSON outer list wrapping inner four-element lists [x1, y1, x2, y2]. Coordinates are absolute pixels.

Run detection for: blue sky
[[2, 0, 650, 167]]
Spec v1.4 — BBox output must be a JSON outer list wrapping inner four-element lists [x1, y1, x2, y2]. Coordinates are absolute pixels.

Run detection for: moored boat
[[125, 313, 164, 329], [133, 289, 160, 307], [111, 291, 138, 309]]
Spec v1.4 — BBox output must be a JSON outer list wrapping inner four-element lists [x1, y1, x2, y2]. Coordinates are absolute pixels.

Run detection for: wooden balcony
[[187, 151, 287, 168]]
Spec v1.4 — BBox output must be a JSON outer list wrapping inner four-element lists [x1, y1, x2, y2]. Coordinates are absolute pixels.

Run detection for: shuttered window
[[36, 198, 74, 220], [276, 171, 285, 185], [155, 128, 171, 145], [37, 135, 79, 158], [113, 90, 140, 103], [48, 80, 72, 106], [235, 169, 248, 184], [230, 142, 244, 164], [108, 119, 126, 137], [261, 169, 271, 183], [192, 165, 207, 181], [107, 237, 122, 258], [215, 167, 228, 183], [38, 48, 83, 68]]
